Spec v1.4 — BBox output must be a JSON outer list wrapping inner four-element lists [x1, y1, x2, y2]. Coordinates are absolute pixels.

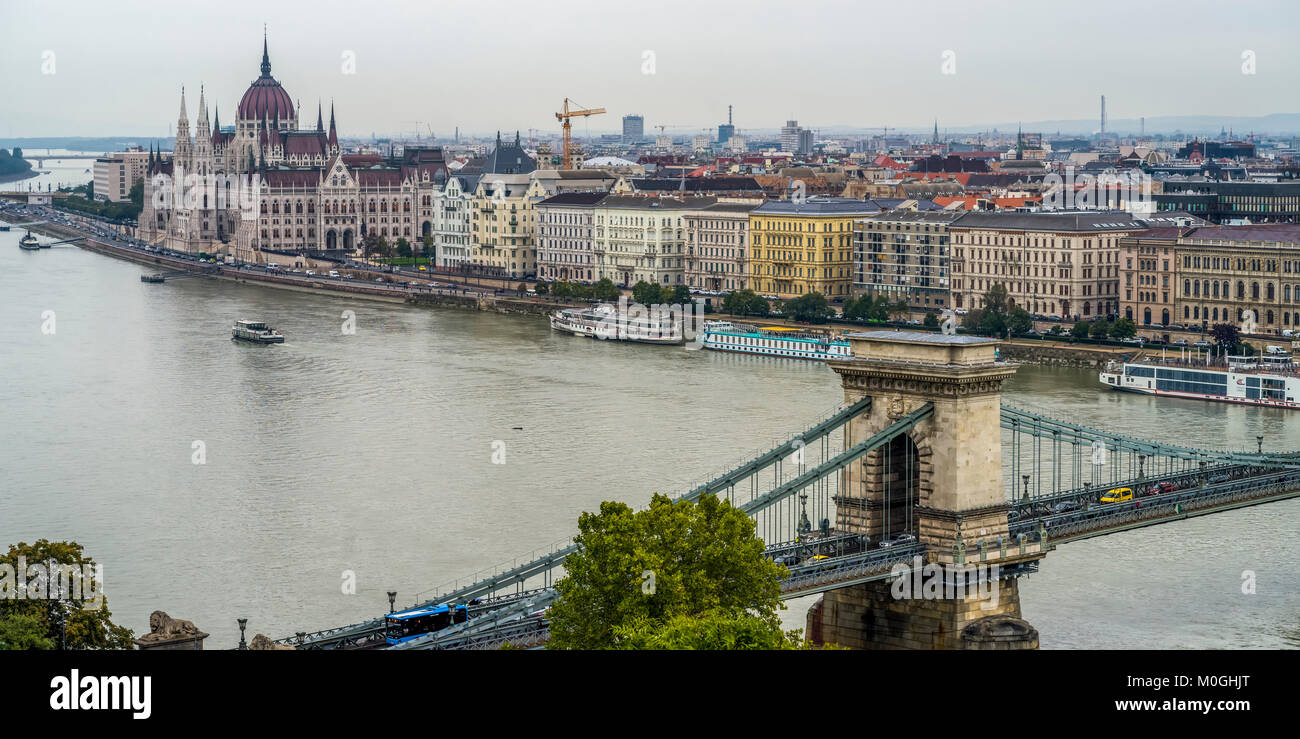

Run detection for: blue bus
[[385, 604, 469, 645]]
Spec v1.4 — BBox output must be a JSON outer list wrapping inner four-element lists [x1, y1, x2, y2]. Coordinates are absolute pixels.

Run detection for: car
[[1146, 481, 1178, 496], [878, 533, 917, 548], [771, 554, 801, 568], [343, 274, 354, 280], [328, 271, 340, 278], [1193, 341, 1210, 347], [1050, 501, 1082, 514], [1172, 339, 1189, 346], [1101, 487, 1133, 503], [1208, 474, 1232, 484]]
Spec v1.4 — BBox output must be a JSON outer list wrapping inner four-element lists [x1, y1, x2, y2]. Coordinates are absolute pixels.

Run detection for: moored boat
[[1099, 347, 1300, 409], [699, 320, 851, 361], [549, 303, 683, 345], [18, 232, 40, 250]]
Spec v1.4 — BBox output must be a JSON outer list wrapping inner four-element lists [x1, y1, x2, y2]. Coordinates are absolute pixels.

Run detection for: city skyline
[[3, 0, 1299, 139]]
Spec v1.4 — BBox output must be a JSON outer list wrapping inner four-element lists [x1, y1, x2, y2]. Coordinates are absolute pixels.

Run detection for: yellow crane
[[555, 98, 605, 170]]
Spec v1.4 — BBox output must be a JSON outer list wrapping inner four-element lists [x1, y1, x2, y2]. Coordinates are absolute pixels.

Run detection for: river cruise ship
[[1099, 349, 1300, 409], [231, 320, 285, 344], [699, 321, 852, 361], [18, 232, 40, 250], [549, 304, 683, 345]]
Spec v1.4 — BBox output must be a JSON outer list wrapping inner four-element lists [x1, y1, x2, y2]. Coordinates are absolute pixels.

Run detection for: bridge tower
[[810, 330, 1046, 649]]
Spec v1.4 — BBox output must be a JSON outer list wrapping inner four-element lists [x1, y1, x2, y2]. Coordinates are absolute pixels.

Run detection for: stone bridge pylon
[[808, 331, 1047, 649]]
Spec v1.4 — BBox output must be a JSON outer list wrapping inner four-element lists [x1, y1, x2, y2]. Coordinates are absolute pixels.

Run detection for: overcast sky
[[2, 0, 1297, 139]]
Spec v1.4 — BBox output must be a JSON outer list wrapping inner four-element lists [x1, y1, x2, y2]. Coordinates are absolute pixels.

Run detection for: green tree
[[395, 237, 412, 259], [784, 292, 834, 323], [421, 235, 435, 263], [922, 312, 939, 329], [1006, 307, 1033, 336], [0, 612, 53, 650], [0, 540, 134, 650], [551, 280, 572, 298], [547, 494, 786, 650], [1071, 320, 1091, 339], [631, 280, 663, 306], [1089, 320, 1111, 339], [611, 612, 808, 650], [722, 289, 769, 318], [128, 178, 144, 209], [534, 281, 549, 295], [1108, 317, 1137, 340], [667, 285, 692, 306], [592, 278, 621, 302]]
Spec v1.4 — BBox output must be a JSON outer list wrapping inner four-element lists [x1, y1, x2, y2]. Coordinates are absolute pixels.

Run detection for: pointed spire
[[178, 85, 188, 122], [261, 25, 272, 77], [515, 130, 521, 146], [196, 84, 209, 136], [328, 101, 338, 147], [317, 101, 323, 132], [213, 103, 220, 134]]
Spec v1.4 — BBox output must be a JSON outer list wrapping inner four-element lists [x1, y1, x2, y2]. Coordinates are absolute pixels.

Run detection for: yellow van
[[1101, 487, 1133, 503]]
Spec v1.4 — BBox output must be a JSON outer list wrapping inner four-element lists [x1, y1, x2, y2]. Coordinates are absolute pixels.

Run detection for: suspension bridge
[[273, 331, 1300, 650]]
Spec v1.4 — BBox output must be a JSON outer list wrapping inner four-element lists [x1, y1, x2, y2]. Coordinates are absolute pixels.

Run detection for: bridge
[[274, 331, 1300, 650]]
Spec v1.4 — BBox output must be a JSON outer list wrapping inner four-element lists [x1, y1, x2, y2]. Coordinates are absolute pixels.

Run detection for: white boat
[[549, 304, 683, 345], [699, 320, 852, 361], [18, 232, 40, 250], [232, 320, 285, 344], [1099, 349, 1300, 409]]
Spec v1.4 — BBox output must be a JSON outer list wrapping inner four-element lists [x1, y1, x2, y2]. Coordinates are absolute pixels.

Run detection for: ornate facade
[[139, 34, 451, 264]]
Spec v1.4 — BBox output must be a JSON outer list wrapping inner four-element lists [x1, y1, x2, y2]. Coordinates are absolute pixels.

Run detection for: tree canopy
[[547, 493, 787, 650], [0, 540, 134, 650], [782, 292, 834, 323], [721, 289, 770, 317]]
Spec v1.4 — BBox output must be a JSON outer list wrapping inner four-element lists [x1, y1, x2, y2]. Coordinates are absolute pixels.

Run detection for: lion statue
[[140, 610, 200, 641], [249, 634, 296, 651]]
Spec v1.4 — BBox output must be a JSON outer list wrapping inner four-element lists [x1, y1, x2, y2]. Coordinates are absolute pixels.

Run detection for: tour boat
[[549, 304, 683, 345], [18, 232, 40, 250], [1099, 348, 1300, 409], [699, 320, 852, 361], [231, 320, 285, 344]]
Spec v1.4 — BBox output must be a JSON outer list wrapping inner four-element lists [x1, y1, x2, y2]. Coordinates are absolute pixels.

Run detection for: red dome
[[238, 36, 293, 122], [238, 76, 293, 121]]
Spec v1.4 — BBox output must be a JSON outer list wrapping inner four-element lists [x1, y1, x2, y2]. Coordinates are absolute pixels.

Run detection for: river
[[1, 229, 1295, 649]]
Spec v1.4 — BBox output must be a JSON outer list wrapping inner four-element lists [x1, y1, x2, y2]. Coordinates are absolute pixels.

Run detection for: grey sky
[[2, 0, 1297, 139]]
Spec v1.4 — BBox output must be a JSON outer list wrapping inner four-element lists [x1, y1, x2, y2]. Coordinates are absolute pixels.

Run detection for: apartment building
[[749, 197, 881, 299], [592, 196, 717, 287], [93, 148, 150, 202], [853, 210, 963, 310], [684, 202, 758, 292]]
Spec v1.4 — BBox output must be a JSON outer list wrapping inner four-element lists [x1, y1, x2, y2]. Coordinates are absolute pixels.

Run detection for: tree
[[551, 281, 572, 298], [395, 237, 412, 259], [534, 281, 549, 295], [611, 612, 809, 650], [0, 540, 134, 650], [1211, 323, 1241, 353], [592, 278, 621, 302], [421, 235, 435, 263], [922, 312, 939, 329], [1071, 320, 1090, 339], [362, 231, 383, 259], [128, 178, 144, 209], [667, 285, 692, 306], [1108, 317, 1137, 340], [983, 282, 1010, 316], [722, 289, 769, 318], [1089, 320, 1111, 339], [547, 494, 786, 650], [1006, 307, 1033, 335], [784, 292, 834, 323], [631, 280, 662, 306]]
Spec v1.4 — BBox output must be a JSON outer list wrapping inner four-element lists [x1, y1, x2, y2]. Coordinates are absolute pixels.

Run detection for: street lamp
[[387, 591, 397, 614], [237, 618, 248, 650], [1257, 435, 1264, 454], [1021, 474, 1031, 502]]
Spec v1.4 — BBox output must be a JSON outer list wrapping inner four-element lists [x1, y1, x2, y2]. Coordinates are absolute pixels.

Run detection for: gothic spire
[[261, 26, 271, 77], [328, 100, 338, 147], [317, 101, 324, 132]]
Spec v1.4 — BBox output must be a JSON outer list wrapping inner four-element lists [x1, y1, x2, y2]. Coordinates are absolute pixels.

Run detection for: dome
[[237, 36, 294, 122]]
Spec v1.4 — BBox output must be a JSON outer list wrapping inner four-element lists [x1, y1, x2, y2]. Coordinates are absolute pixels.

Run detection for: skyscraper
[[622, 114, 644, 143]]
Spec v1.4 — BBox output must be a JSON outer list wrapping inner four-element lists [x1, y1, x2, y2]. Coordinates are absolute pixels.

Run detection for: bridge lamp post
[[387, 591, 397, 614], [1021, 474, 1031, 503], [1256, 435, 1264, 454], [237, 618, 248, 650]]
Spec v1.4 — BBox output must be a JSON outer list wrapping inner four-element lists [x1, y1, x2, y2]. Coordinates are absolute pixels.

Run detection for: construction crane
[[555, 98, 605, 170]]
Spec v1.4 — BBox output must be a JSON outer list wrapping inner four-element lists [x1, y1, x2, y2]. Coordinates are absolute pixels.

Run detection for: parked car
[[1050, 501, 1082, 514], [878, 533, 917, 548]]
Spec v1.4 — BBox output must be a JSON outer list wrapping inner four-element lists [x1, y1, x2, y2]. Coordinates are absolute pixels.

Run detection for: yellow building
[[749, 197, 881, 299]]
